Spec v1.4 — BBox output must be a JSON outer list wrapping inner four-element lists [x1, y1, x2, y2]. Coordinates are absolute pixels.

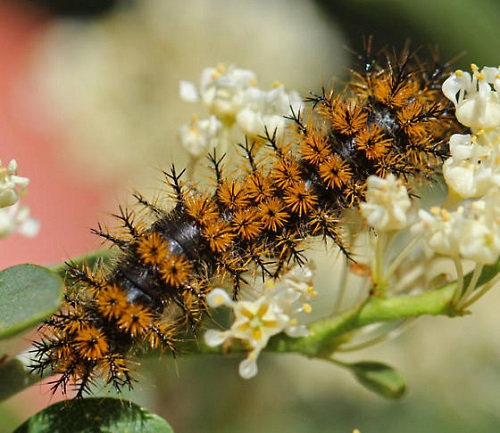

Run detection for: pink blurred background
[[0, 1, 116, 270], [0, 1, 117, 422]]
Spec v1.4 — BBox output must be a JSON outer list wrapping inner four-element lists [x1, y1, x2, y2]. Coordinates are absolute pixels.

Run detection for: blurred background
[[1, 0, 500, 431]]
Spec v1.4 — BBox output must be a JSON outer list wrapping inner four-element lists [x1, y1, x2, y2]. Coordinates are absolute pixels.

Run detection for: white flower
[[0, 203, 40, 239], [0, 160, 30, 208], [204, 329, 230, 348], [231, 297, 290, 347], [0, 159, 38, 239], [459, 218, 500, 264], [180, 65, 303, 154], [181, 65, 257, 125], [457, 190, 500, 264], [441, 65, 500, 197], [204, 264, 314, 379], [179, 80, 200, 103], [442, 132, 498, 198], [178, 115, 223, 158], [442, 65, 500, 131], [236, 83, 302, 139], [200, 65, 257, 122], [238, 351, 260, 379], [263, 262, 316, 338], [360, 174, 411, 231], [414, 190, 500, 264], [206, 287, 233, 308], [414, 207, 460, 257], [205, 292, 290, 380]]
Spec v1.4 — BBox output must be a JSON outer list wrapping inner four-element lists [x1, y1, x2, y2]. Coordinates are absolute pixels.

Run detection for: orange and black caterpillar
[[30, 46, 461, 397]]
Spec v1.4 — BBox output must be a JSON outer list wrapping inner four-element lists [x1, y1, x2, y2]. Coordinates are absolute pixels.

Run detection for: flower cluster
[[0, 160, 29, 208], [442, 65, 500, 132], [359, 174, 412, 232], [179, 64, 302, 159], [416, 190, 500, 266], [0, 160, 38, 239], [418, 66, 500, 265], [358, 64, 500, 310], [442, 66, 500, 199], [204, 264, 316, 379], [177, 115, 223, 159]]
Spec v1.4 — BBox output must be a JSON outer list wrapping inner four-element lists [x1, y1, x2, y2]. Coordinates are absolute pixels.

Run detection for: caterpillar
[[30, 45, 461, 397]]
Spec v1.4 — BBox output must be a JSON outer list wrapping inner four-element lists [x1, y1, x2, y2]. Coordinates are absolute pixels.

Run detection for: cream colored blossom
[[236, 83, 302, 139], [443, 130, 500, 198], [206, 287, 233, 308], [0, 160, 39, 239], [178, 115, 223, 157], [442, 65, 500, 131], [205, 264, 314, 379], [205, 294, 290, 379], [414, 190, 500, 265], [457, 191, 500, 264], [0, 160, 29, 208], [0, 203, 40, 239], [442, 65, 500, 198], [180, 65, 257, 125], [414, 207, 460, 258], [360, 174, 411, 232], [180, 65, 303, 159]]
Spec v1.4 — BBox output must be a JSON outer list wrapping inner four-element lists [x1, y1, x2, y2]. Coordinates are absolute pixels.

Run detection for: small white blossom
[[178, 115, 223, 158], [204, 264, 315, 379], [263, 262, 316, 338], [457, 190, 500, 264], [0, 203, 40, 239], [414, 190, 500, 265], [442, 65, 500, 131], [0, 159, 38, 239], [236, 83, 302, 139], [179, 65, 302, 160], [231, 297, 290, 347], [442, 132, 499, 198], [181, 65, 257, 124], [439, 64, 500, 306], [0, 160, 30, 208], [413, 207, 460, 257], [206, 287, 233, 308], [238, 352, 260, 379], [360, 174, 411, 231], [459, 218, 500, 264], [205, 293, 290, 380], [179, 80, 200, 103], [442, 65, 500, 196], [204, 329, 230, 348]]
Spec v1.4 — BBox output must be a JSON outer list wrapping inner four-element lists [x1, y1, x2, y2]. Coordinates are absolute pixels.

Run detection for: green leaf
[[0, 264, 63, 340], [13, 397, 174, 433], [348, 361, 407, 399], [0, 355, 40, 402]]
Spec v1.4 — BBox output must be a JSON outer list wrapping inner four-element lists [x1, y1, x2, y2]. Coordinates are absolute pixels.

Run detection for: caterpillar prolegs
[[30, 47, 461, 397]]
